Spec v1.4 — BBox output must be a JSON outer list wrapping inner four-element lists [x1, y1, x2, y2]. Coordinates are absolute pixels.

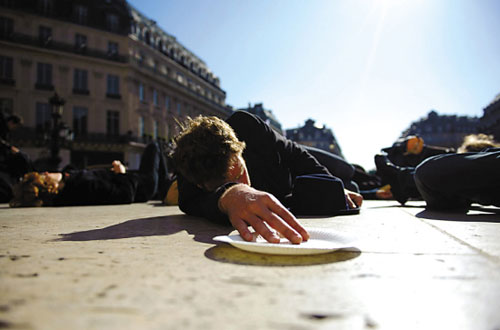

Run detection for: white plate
[[213, 228, 356, 255]]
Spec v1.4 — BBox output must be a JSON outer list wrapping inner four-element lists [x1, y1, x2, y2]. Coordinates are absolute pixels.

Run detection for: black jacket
[[177, 111, 338, 224], [52, 169, 138, 206]]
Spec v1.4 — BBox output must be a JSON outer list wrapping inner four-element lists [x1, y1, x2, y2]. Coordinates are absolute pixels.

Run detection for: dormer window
[[0, 17, 14, 38], [38, 0, 53, 15], [106, 13, 119, 32], [74, 5, 88, 25]]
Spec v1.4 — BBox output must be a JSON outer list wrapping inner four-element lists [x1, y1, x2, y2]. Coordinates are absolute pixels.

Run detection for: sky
[[128, 0, 500, 170]]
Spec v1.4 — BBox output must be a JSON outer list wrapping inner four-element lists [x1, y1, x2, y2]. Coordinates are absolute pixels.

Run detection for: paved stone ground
[[1, 200, 500, 330]]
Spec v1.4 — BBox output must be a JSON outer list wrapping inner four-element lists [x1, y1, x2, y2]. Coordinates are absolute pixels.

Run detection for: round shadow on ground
[[205, 244, 361, 266]]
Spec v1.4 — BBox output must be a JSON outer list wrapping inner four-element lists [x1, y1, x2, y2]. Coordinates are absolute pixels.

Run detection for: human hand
[[10, 146, 19, 153], [218, 184, 309, 244], [345, 189, 363, 209], [111, 160, 126, 174]]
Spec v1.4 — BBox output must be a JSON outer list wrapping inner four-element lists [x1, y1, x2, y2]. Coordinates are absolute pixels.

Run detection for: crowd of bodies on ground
[[1, 110, 499, 243]]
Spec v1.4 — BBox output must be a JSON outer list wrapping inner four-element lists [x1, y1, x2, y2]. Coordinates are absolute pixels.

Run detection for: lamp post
[[48, 92, 66, 170]]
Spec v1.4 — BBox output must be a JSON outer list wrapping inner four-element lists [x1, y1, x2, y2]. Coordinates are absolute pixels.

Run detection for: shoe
[[374, 154, 409, 205], [374, 153, 399, 178]]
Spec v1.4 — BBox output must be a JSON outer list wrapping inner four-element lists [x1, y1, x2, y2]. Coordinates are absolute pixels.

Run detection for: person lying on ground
[[414, 145, 500, 211], [171, 111, 363, 244], [9, 142, 170, 207], [375, 133, 499, 205]]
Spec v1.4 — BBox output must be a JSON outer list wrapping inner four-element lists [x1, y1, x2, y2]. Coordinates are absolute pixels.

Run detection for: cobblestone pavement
[[1, 200, 500, 330]]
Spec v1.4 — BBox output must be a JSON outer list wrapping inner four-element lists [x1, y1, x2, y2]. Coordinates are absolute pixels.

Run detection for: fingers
[[345, 189, 363, 208], [266, 201, 309, 242], [222, 186, 308, 244], [230, 217, 254, 242], [346, 195, 356, 209], [245, 214, 280, 243]]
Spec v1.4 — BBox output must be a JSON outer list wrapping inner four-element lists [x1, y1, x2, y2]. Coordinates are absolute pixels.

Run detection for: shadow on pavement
[[205, 245, 361, 267], [54, 215, 233, 244], [416, 206, 500, 223]]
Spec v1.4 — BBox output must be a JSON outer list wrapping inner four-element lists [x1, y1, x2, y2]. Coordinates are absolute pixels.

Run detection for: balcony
[[72, 88, 90, 95], [35, 83, 54, 91], [0, 32, 128, 63], [0, 77, 15, 86], [106, 93, 121, 99]]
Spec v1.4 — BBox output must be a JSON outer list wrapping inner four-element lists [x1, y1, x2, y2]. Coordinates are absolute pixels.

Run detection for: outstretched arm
[[218, 184, 309, 244]]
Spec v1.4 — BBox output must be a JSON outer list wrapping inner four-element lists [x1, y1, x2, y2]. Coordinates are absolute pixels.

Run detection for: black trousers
[[305, 146, 359, 192], [414, 149, 500, 210], [133, 142, 169, 202]]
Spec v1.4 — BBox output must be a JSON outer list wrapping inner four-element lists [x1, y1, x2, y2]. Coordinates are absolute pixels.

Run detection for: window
[[36, 62, 53, 89], [73, 107, 88, 137], [165, 96, 171, 110], [35, 102, 51, 132], [153, 120, 158, 140], [38, 0, 54, 15], [73, 69, 88, 94], [75, 33, 87, 53], [153, 89, 158, 106], [176, 102, 181, 116], [106, 13, 119, 32], [38, 26, 52, 44], [107, 41, 118, 57], [138, 116, 145, 138], [0, 56, 13, 83], [106, 74, 120, 98], [0, 98, 13, 115], [74, 5, 88, 25], [0, 16, 13, 37], [106, 110, 120, 136], [139, 83, 145, 102]]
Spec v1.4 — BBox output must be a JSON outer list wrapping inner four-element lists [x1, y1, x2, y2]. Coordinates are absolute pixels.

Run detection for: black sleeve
[[226, 111, 330, 178], [177, 175, 235, 225]]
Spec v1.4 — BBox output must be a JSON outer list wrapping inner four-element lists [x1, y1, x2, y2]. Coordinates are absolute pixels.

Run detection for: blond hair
[[9, 172, 58, 207], [458, 134, 499, 153]]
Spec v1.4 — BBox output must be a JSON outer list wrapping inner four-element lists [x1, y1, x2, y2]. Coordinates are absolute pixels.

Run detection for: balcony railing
[[11, 127, 151, 146], [0, 32, 128, 63]]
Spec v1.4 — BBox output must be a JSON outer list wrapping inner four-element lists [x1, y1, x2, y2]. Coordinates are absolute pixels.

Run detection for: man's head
[[9, 172, 61, 207], [458, 133, 499, 153], [405, 135, 424, 155], [172, 116, 247, 191]]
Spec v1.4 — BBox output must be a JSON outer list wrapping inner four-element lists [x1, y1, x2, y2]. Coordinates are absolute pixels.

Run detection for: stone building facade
[[479, 92, 500, 142], [286, 119, 344, 158], [401, 110, 479, 149], [0, 0, 230, 169], [237, 103, 282, 134]]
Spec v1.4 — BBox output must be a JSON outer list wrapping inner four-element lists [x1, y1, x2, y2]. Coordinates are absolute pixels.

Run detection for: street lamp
[[48, 92, 66, 170]]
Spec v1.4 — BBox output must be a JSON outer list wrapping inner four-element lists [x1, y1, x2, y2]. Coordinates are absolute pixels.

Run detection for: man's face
[[226, 154, 250, 186], [40, 172, 63, 191], [199, 154, 250, 192]]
